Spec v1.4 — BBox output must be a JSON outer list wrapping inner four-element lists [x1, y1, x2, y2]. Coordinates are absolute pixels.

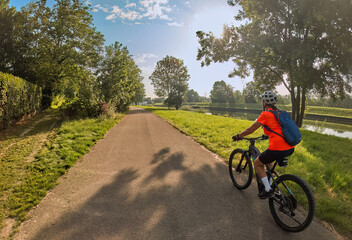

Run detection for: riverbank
[[141, 106, 352, 239], [179, 103, 352, 125]]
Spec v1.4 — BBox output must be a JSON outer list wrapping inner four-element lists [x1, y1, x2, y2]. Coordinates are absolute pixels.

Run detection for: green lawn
[[305, 106, 352, 118], [0, 111, 124, 237], [142, 106, 352, 238]]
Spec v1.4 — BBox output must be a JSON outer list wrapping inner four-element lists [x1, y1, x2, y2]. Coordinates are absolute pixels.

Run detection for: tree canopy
[[150, 56, 190, 109], [186, 89, 201, 102], [197, 0, 352, 126], [97, 42, 143, 112], [133, 82, 146, 105], [0, 0, 143, 116], [210, 80, 235, 103], [243, 81, 261, 103]]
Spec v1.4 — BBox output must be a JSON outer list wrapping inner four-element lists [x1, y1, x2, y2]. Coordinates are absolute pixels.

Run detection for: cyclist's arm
[[238, 121, 262, 138]]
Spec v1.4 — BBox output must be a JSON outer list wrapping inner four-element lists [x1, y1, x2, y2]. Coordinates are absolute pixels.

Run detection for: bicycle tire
[[269, 174, 315, 232], [228, 149, 253, 189]]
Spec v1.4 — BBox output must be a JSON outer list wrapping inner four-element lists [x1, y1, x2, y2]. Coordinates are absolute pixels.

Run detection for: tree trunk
[[297, 88, 306, 127], [290, 88, 296, 122], [296, 87, 301, 123]]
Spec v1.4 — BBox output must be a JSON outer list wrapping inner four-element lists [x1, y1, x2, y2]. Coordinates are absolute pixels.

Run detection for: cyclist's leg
[[254, 149, 274, 178], [255, 150, 278, 198], [254, 157, 266, 178]]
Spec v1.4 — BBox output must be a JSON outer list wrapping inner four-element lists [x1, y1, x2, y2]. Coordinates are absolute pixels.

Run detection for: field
[[141, 106, 352, 238]]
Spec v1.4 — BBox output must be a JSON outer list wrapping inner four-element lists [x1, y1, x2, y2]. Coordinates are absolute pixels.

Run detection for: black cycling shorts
[[259, 148, 294, 164]]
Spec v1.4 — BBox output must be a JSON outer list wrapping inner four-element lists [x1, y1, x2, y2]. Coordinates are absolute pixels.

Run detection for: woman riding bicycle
[[232, 91, 295, 199]]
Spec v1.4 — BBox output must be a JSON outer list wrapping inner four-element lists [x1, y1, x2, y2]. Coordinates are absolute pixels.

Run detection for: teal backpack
[[263, 110, 302, 146]]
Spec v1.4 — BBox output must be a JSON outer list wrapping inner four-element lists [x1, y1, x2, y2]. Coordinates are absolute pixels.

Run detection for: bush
[[0, 72, 42, 129], [60, 75, 101, 118], [61, 97, 100, 118], [98, 102, 115, 117]]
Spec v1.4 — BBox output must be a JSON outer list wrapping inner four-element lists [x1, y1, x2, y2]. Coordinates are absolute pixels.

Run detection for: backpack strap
[[263, 109, 285, 139], [263, 125, 285, 139]]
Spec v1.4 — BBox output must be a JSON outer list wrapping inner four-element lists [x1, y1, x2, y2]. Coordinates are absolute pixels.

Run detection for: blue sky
[[9, 0, 255, 98]]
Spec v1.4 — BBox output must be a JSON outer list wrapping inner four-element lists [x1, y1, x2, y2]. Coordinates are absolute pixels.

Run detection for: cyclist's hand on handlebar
[[261, 134, 269, 140], [232, 134, 243, 141]]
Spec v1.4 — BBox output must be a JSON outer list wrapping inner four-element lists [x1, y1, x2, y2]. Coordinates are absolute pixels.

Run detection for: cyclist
[[232, 91, 295, 199]]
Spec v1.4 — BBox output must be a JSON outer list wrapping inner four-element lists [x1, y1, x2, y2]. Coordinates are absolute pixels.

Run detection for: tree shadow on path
[[30, 148, 337, 240]]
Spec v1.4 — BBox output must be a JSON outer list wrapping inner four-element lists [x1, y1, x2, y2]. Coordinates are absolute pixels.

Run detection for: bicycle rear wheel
[[228, 149, 253, 189], [269, 174, 315, 232]]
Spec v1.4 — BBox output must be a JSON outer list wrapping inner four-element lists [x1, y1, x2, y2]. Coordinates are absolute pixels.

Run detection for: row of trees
[[0, 0, 145, 117], [184, 80, 352, 108], [196, 0, 352, 127]]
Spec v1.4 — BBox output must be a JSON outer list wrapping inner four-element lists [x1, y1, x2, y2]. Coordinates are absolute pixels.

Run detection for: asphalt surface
[[14, 107, 341, 240]]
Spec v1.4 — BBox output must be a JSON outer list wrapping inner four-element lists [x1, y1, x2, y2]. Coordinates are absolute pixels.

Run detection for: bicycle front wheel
[[269, 174, 315, 232], [228, 149, 253, 189]]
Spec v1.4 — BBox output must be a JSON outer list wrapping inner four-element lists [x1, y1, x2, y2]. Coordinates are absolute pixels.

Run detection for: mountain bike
[[228, 135, 315, 232]]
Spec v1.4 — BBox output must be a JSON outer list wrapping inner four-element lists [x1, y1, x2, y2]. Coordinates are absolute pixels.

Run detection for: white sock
[[261, 177, 272, 192]]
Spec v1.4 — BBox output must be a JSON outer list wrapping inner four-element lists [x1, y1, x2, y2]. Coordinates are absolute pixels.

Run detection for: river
[[203, 109, 352, 140]]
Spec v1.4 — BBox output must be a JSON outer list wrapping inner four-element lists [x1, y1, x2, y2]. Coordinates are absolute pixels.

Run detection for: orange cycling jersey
[[256, 108, 294, 151]]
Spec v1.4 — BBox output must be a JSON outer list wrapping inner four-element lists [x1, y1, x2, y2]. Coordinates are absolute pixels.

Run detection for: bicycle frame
[[230, 136, 315, 231], [244, 139, 292, 199]]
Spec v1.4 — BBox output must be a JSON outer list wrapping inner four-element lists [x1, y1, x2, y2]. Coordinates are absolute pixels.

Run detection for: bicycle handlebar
[[236, 135, 269, 141]]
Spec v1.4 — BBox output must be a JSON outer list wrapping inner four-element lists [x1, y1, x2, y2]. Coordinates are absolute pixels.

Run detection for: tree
[[243, 81, 261, 103], [11, 0, 104, 108], [197, 0, 352, 127], [0, 0, 17, 73], [133, 82, 146, 105], [186, 89, 200, 102], [150, 56, 190, 110], [210, 80, 235, 103], [97, 42, 143, 112]]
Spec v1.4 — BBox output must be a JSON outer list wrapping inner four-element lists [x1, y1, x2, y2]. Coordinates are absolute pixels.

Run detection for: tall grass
[[142, 107, 352, 238]]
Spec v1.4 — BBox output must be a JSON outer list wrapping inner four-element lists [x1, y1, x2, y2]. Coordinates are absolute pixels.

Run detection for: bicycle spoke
[[229, 149, 253, 189], [269, 174, 315, 232], [272, 201, 302, 226]]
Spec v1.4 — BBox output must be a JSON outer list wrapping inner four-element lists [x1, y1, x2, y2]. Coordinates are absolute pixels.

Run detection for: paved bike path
[[14, 107, 340, 240]]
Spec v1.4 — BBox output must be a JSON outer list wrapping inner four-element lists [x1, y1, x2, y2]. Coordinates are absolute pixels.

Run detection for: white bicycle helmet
[[261, 90, 278, 104]]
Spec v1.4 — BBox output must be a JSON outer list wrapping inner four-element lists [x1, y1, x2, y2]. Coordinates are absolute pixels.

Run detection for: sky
[[9, 0, 258, 98]]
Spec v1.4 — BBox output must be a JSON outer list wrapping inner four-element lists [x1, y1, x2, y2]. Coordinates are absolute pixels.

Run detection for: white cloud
[[121, 10, 143, 21], [99, 0, 174, 24], [94, 4, 109, 13], [142, 0, 172, 20], [134, 54, 158, 65], [125, 3, 137, 8], [160, 14, 172, 20], [167, 22, 184, 27], [107, 6, 143, 21], [106, 14, 117, 20]]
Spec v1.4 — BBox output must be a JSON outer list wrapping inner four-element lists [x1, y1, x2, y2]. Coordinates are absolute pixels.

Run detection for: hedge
[[0, 72, 42, 129]]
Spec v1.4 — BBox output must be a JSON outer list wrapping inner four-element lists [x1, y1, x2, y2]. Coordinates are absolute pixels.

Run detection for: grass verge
[[0, 111, 124, 238], [141, 106, 352, 239]]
